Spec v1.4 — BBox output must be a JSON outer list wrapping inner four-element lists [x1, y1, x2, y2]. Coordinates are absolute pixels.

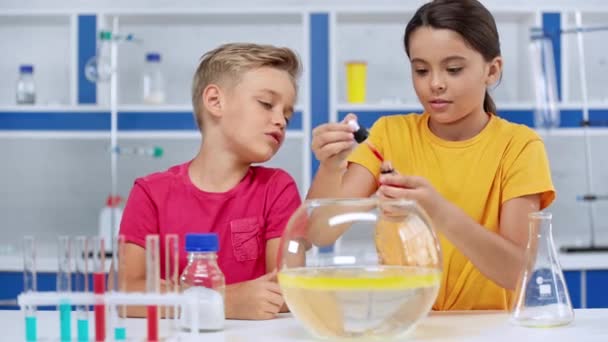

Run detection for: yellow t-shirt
[[347, 112, 555, 310]]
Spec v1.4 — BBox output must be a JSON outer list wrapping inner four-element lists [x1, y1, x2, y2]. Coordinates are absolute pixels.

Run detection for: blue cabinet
[[564, 270, 582, 309], [587, 270, 608, 308]]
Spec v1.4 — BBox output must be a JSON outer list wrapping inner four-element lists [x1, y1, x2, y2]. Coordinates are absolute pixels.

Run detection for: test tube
[[57, 236, 72, 342], [91, 237, 106, 342], [113, 235, 127, 341], [23, 236, 37, 342], [165, 234, 179, 334], [74, 236, 89, 342], [146, 235, 160, 341]]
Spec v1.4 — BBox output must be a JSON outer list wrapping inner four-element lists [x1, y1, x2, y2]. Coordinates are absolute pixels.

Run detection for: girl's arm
[[378, 173, 540, 290]]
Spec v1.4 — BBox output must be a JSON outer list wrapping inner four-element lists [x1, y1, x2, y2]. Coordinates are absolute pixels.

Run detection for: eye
[[447, 67, 463, 74], [258, 100, 272, 109], [414, 69, 428, 76], [284, 116, 291, 125]]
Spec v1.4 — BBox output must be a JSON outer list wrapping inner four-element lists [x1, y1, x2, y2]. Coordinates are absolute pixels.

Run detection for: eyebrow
[[411, 55, 467, 64]]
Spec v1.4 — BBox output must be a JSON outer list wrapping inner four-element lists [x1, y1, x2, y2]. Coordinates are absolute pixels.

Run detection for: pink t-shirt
[[119, 161, 301, 285]]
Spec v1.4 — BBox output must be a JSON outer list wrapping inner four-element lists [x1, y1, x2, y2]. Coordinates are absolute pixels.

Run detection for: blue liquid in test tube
[[57, 236, 72, 342], [23, 236, 37, 342]]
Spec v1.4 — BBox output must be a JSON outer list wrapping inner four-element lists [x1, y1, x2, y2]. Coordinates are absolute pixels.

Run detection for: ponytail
[[483, 91, 496, 115]]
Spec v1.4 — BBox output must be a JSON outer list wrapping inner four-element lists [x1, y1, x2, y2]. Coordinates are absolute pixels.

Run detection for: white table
[[1, 309, 607, 341]]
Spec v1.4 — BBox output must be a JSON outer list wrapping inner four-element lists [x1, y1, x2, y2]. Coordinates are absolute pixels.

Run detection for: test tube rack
[[17, 291, 207, 341], [18, 234, 206, 341]]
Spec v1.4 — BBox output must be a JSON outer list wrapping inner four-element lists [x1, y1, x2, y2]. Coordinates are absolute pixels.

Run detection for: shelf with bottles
[[0, 13, 75, 107], [561, 11, 608, 105], [331, 9, 540, 119], [94, 11, 308, 109]]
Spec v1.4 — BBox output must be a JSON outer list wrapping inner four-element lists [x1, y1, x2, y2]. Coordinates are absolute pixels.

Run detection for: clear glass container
[[142, 52, 165, 105], [278, 198, 442, 340], [511, 212, 574, 327], [16, 64, 36, 105], [179, 233, 225, 331]]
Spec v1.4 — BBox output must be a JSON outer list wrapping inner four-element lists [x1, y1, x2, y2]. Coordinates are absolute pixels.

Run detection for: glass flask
[[530, 37, 560, 129], [277, 198, 442, 340], [511, 211, 574, 327]]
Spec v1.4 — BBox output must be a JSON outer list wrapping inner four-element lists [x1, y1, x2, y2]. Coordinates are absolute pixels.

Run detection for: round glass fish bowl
[[278, 198, 442, 340]]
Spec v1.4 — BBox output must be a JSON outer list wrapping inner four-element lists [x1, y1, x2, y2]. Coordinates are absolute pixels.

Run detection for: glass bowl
[[277, 198, 442, 340]]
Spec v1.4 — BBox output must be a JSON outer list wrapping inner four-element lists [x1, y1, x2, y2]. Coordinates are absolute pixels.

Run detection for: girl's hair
[[403, 0, 500, 114]]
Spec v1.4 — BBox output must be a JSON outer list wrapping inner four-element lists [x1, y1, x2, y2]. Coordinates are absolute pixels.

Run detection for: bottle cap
[[146, 52, 161, 62], [185, 233, 219, 252], [19, 65, 34, 74]]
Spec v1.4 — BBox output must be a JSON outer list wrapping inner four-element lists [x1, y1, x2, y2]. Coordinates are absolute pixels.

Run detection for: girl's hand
[[377, 173, 450, 224]]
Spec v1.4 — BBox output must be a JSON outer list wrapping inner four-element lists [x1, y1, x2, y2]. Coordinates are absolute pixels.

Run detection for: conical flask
[[511, 212, 574, 327]]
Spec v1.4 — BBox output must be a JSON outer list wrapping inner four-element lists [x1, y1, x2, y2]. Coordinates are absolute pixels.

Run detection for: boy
[[114, 43, 302, 320]]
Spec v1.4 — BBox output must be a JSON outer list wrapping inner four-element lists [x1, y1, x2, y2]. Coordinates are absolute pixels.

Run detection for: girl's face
[[408, 26, 501, 124]]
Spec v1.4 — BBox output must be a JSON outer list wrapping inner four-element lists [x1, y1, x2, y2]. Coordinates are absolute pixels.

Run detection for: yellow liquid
[[279, 266, 440, 340]]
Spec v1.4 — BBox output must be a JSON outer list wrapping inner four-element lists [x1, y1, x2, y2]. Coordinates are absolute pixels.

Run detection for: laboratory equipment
[[98, 195, 123, 256], [143, 52, 166, 105], [146, 235, 160, 341], [345, 61, 367, 103], [18, 233, 214, 341], [529, 35, 560, 129], [111, 235, 127, 340], [165, 234, 179, 335], [180, 233, 226, 332], [512, 212, 574, 327], [532, 14, 608, 253], [347, 119, 369, 143], [114, 145, 164, 158], [278, 198, 442, 340], [16, 64, 36, 105], [85, 31, 113, 83], [74, 236, 89, 342], [91, 237, 106, 341], [57, 236, 72, 342], [23, 236, 37, 342]]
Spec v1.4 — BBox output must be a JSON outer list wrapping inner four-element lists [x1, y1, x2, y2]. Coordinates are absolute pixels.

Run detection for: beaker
[[511, 212, 574, 327]]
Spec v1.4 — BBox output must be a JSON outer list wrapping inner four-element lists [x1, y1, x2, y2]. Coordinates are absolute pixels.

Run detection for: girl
[[307, 0, 555, 310]]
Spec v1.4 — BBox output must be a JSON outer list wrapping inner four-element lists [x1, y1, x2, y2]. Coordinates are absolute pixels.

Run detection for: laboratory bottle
[[16, 65, 36, 105], [98, 195, 123, 256], [180, 233, 225, 331], [142, 52, 165, 104], [511, 211, 574, 327]]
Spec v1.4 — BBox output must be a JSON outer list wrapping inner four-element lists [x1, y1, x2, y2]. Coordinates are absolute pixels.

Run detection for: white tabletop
[[0, 252, 607, 273], [1, 309, 607, 341]]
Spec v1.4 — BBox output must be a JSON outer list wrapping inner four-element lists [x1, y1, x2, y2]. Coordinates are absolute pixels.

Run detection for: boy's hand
[[312, 113, 358, 171], [225, 270, 284, 320]]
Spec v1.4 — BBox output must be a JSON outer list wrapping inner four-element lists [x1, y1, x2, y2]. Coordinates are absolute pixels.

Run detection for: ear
[[486, 56, 503, 87], [202, 84, 224, 119]]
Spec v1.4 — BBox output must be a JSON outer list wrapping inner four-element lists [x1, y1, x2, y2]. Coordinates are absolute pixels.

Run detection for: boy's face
[[408, 27, 500, 123], [221, 67, 296, 163]]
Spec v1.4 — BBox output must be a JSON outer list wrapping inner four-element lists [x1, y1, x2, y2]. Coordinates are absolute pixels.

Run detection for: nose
[[430, 72, 446, 93], [272, 110, 287, 129]]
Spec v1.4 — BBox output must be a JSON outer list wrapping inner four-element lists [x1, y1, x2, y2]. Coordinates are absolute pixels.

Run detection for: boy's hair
[[403, 0, 501, 114], [191, 43, 302, 130]]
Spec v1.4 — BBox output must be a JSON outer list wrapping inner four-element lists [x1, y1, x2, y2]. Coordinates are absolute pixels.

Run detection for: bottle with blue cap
[[180, 233, 225, 331], [142, 52, 165, 104], [16, 64, 36, 105]]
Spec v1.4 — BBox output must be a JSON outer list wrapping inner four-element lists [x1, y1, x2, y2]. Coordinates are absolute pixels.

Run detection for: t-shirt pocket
[[230, 217, 262, 262]]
